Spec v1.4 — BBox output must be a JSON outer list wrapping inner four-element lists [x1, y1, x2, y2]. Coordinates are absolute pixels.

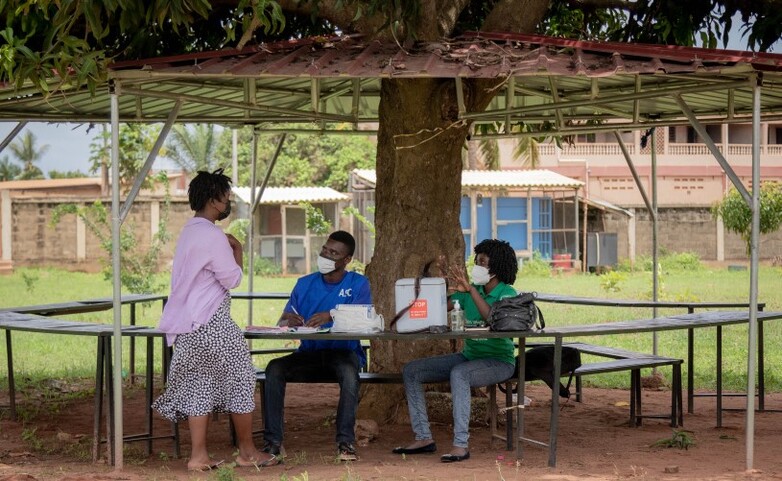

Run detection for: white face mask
[[471, 265, 493, 285], [317, 255, 337, 274]]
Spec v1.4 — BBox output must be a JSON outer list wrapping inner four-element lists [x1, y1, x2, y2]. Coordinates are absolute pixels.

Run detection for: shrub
[[660, 251, 703, 271], [520, 251, 552, 278], [252, 257, 282, 276], [599, 270, 626, 292]]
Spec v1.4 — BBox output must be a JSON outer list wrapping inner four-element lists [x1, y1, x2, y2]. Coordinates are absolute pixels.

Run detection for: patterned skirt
[[152, 297, 256, 422]]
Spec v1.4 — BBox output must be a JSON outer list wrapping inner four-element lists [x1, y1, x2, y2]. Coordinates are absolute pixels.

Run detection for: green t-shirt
[[450, 282, 517, 365]]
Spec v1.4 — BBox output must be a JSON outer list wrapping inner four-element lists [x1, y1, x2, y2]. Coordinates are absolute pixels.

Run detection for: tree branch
[[481, 0, 549, 33], [435, 0, 472, 37], [275, 0, 389, 38]]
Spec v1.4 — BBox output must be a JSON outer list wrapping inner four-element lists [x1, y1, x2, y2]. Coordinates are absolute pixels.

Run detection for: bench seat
[[489, 346, 684, 450]]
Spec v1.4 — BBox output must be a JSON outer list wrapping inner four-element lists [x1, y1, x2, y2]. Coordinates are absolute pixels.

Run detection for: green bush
[[520, 251, 552, 278], [349, 259, 366, 275], [599, 270, 626, 292], [251, 257, 282, 276], [660, 251, 703, 271], [617, 251, 702, 273]]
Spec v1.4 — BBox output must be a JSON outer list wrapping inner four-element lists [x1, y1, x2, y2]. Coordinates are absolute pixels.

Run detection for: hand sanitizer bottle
[[450, 300, 465, 332]]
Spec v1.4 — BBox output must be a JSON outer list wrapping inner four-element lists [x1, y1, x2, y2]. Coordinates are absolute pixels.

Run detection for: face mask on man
[[216, 201, 232, 221], [471, 265, 493, 285], [317, 255, 336, 274]]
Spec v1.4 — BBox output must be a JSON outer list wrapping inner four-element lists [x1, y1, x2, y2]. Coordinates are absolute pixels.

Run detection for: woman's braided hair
[[474, 239, 518, 285], [188, 168, 232, 211]]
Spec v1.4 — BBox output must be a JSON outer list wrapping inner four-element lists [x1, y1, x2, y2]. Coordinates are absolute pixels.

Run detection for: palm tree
[[9, 131, 49, 179], [165, 124, 218, 173], [465, 123, 543, 171], [0, 156, 21, 181]]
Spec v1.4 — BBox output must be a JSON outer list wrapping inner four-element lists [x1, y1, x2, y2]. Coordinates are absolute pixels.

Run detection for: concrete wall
[[604, 207, 782, 263], [8, 196, 191, 272]]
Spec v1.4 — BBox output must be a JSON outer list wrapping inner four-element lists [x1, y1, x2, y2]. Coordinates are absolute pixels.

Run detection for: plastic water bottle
[[450, 300, 465, 332]]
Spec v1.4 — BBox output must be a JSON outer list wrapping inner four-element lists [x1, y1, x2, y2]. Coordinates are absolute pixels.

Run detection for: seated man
[[262, 230, 371, 464]]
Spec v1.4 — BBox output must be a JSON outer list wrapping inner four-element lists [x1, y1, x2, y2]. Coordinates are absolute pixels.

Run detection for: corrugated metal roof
[[233, 186, 350, 205], [1, 32, 781, 135], [352, 168, 582, 189]]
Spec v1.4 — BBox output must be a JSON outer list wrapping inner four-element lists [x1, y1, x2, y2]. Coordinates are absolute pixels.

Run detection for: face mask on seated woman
[[470, 265, 493, 285]]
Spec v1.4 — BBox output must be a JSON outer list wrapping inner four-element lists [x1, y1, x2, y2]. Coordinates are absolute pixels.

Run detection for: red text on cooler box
[[409, 299, 428, 318]]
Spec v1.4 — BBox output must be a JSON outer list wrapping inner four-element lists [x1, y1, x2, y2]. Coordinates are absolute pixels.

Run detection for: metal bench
[[489, 343, 683, 450], [229, 345, 396, 442]]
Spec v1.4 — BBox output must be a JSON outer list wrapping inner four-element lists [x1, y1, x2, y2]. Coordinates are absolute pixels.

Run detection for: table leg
[[716, 325, 723, 428], [687, 328, 694, 414], [5, 330, 15, 421], [105, 337, 115, 465], [515, 337, 526, 461], [92, 336, 105, 463], [145, 337, 153, 456], [505, 373, 512, 450], [129, 304, 136, 385], [758, 318, 765, 411], [547, 338, 562, 468]]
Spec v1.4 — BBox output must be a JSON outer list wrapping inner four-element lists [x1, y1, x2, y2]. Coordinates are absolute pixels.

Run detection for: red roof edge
[[465, 31, 782, 65]]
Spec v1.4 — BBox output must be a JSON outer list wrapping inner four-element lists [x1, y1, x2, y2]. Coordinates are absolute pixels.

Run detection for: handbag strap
[[390, 260, 434, 331]]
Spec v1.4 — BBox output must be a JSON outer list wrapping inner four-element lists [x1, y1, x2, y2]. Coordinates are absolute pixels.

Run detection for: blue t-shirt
[[284, 270, 372, 366]]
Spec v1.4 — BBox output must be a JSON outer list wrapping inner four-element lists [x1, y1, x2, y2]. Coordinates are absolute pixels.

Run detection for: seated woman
[[392, 239, 519, 463]]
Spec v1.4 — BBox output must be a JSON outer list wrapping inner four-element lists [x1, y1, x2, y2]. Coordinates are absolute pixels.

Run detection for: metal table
[[245, 309, 782, 467]]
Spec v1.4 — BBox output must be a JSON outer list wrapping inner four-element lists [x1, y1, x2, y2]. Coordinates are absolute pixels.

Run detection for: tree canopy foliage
[[88, 124, 163, 193], [166, 124, 220, 174], [7, 130, 47, 180], [212, 126, 376, 190], [712, 182, 782, 255]]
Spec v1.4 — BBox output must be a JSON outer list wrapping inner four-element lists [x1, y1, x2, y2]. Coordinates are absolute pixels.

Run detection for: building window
[[668, 127, 677, 143], [687, 127, 697, 143], [673, 177, 705, 191], [601, 178, 635, 191], [576, 133, 596, 143]]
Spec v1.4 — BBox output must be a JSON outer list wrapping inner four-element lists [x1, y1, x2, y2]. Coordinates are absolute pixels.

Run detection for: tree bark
[[348, 0, 552, 422], [358, 76, 501, 420]]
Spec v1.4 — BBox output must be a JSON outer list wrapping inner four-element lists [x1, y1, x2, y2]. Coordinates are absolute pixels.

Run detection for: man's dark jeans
[[263, 349, 360, 446]]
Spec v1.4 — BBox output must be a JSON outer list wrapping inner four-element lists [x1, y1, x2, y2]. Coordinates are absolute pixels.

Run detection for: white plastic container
[[394, 277, 448, 333]]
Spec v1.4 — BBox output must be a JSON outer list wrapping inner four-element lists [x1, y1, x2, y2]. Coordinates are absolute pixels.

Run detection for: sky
[[1, 18, 779, 178]]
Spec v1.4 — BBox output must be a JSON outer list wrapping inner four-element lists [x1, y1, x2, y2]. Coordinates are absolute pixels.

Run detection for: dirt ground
[[2, 380, 782, 481]]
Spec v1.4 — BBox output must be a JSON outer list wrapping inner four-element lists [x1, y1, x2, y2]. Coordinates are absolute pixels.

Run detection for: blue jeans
[[263, 349, 360, 445], [402, 353, 515, 448]]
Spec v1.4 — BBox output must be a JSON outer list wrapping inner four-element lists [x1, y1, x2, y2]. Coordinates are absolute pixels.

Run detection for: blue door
[[476, 197, 492, 249], [532, 197, 552, 259], [496, 197, 527, 251]]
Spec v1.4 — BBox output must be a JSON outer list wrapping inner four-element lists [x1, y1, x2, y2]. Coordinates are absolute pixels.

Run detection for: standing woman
[[392, 239, 518, 463], [152, 168, 270, 470]]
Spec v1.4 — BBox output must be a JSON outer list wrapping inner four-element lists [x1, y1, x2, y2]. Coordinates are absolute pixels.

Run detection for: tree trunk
[[359, 77, 498, 421]]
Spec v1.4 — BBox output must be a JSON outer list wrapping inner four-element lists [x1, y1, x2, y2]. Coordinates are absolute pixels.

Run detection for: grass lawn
[[0, 264, 780, 392]]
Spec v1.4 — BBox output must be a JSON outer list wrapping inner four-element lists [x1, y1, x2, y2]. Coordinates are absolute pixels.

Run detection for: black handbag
[[500, 346, 582, 398], [488, 291, 545, 332]]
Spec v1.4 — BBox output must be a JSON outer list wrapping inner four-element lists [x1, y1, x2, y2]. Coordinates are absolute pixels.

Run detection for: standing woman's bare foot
[[187, 458, 225, 471]]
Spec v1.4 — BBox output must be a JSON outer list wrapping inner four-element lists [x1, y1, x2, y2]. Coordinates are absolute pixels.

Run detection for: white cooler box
[[394, 277, 447, 333]]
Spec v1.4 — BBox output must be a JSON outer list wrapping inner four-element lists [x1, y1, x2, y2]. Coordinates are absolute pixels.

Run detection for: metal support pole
[[651, 129, 659, 357], [745, 78, 761, 471], [110, 87, 124, 469]]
